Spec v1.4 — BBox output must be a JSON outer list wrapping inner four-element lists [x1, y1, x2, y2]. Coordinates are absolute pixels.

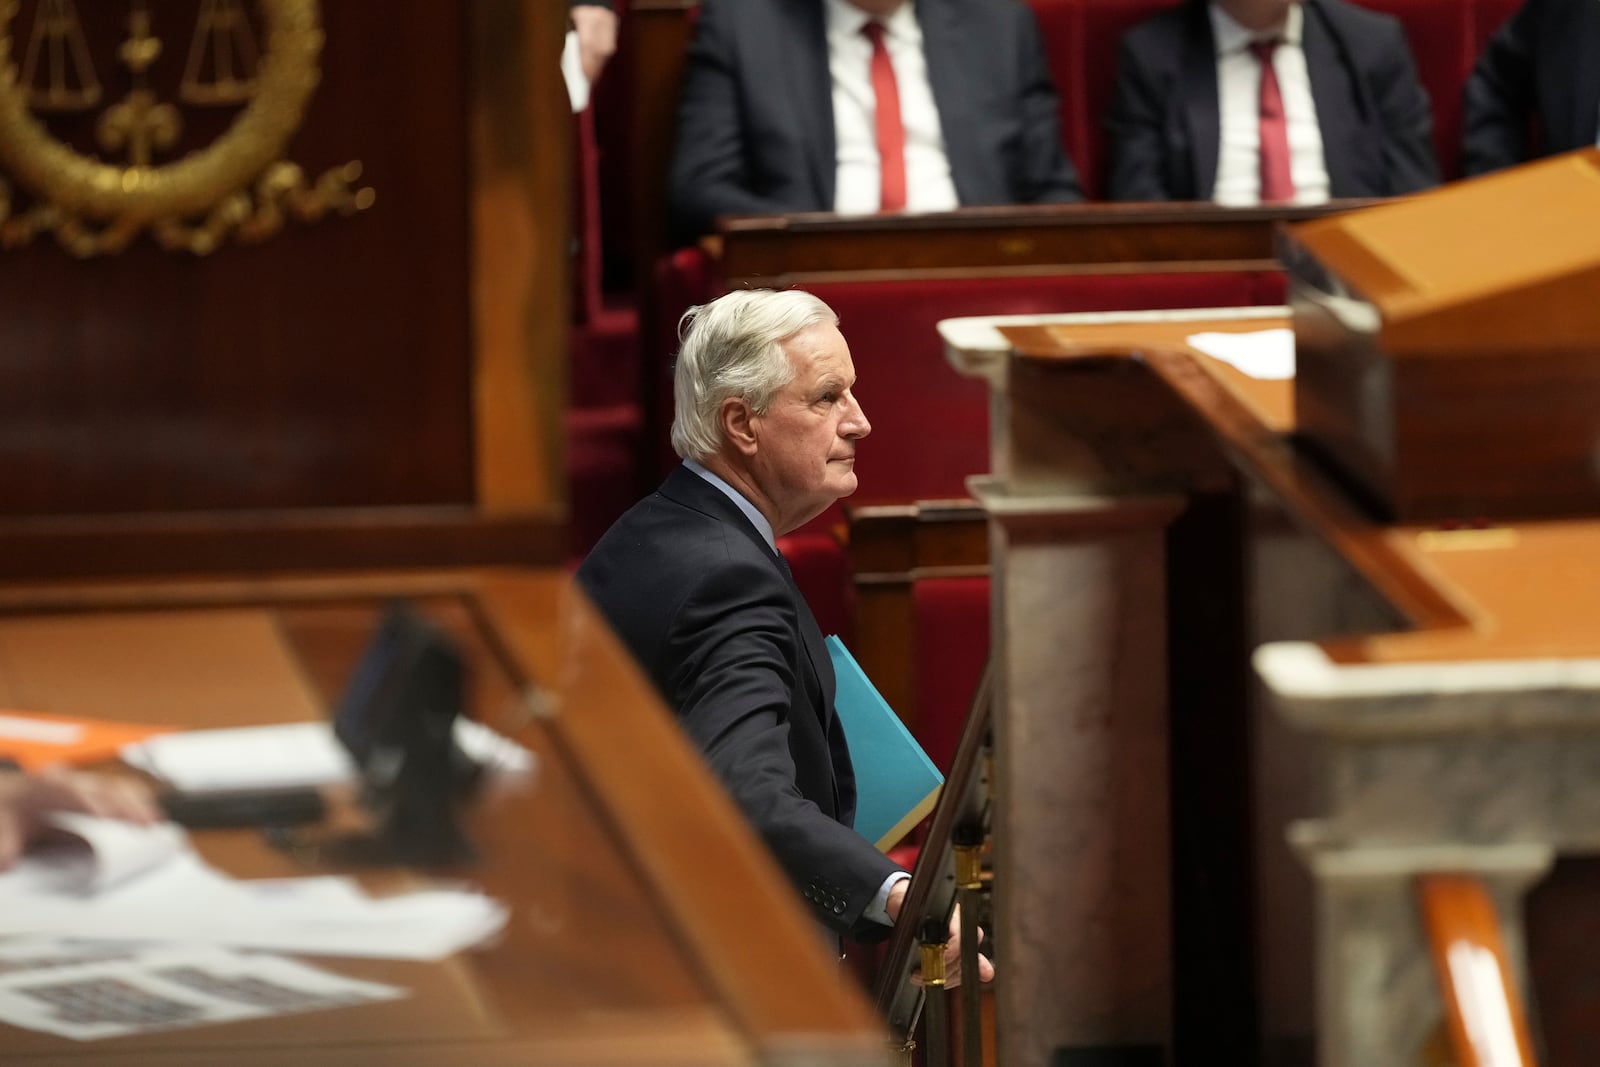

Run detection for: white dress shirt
[[1209, 2, 1331, 205], [823, 0, 960, 215]]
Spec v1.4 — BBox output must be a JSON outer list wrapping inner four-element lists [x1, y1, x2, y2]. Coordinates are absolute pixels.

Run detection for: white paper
[[0, 815, 188, 897], [0, 836, 509, 961], [0, 714, 81, 745], [0, 945, 405, 1041], [562, 29, 590, 112], [0, 937, 142, 977], [1185, 328, 1296, 380], [122, 719, 534, 793], [121, 721, 356, 792]]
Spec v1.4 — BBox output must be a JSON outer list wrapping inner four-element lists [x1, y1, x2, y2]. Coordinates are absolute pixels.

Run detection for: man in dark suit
[[577, 290, 989, 974], [1103, 0, 1438, 202], [667, 0, 1083, 242], [1461, 0, 1600, 176]]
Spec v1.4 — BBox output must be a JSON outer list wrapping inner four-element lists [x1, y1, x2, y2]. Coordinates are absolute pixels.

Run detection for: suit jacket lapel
[[660, 467, 846, 810], [780, 0, 836, 209], [1181, 4, 1221, 199], [1302, 0, 1363, 196], [918, 0, 979, 202]]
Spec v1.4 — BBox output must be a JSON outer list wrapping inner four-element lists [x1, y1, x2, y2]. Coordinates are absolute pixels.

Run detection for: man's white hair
[[670, 288, 839, 461]]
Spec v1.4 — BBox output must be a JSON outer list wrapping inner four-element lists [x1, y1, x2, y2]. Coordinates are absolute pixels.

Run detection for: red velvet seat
[[789, 269, 1275, 541], [1064, 0, 1182, 199], [1473, 0, 1525, 50], [913, 575, 992, 775]]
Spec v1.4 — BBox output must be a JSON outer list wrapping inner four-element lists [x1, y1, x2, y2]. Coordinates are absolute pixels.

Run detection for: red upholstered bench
[[791, 269, 1279, 538], [914, 575, 992, 776]]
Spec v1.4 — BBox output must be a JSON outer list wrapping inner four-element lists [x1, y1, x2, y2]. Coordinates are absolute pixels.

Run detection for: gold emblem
[[0, 0, 373, 255]]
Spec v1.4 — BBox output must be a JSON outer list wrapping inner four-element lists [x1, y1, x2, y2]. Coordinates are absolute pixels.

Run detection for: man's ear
[[720, 396, 759, 457]]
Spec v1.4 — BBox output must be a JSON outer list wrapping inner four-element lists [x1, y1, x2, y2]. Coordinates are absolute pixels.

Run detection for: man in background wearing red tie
[[667, 0, 1083, 244], [1102, 0, 1438, 204]]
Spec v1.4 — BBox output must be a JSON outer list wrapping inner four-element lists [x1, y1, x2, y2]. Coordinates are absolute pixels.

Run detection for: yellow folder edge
[[874, 783, 942, 853]]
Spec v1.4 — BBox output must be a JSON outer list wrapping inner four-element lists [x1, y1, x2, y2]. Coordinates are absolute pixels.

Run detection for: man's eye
[[818, 393, 835, 404]]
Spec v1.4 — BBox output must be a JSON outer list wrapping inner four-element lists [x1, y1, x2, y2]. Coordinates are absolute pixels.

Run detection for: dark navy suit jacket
[[1103, 0, 1439, 201], [1462, 0, 1600, 176], [576, 465, 900, 937], [667, 0, 1083, 242]]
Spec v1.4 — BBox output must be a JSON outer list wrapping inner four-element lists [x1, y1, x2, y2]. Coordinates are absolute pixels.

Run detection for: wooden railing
[[1417, 873, 1540, 1067]]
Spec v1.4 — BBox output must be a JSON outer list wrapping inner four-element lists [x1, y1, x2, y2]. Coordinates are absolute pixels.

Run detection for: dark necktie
[[862, 21, 907, 212], [1249, 39, 1294, 203]]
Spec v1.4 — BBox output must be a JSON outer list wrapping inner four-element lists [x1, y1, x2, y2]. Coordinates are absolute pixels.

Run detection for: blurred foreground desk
[[943, 309, 1600, 1067], [0, 569, 888, 1067]]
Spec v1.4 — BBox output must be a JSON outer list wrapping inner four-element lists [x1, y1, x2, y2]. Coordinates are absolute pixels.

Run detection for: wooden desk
[[0, 570, 889, 1067], [716, 202, 1367, 288], [943, 309, 1600, 1067]]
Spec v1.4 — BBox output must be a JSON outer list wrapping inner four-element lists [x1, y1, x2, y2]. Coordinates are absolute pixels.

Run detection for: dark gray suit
[[1103, 0, 1439, 201], [1461, 0, 1600, 176], [667, 0, 1083, 242], [576, 465, 901, 937]]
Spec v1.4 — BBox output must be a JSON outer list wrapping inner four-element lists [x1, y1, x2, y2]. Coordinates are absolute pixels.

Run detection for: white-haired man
[[578, 290, 989, 979]]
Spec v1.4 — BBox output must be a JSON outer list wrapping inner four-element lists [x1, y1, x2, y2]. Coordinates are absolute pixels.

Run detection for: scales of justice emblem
[[0, 0, 373, 255]]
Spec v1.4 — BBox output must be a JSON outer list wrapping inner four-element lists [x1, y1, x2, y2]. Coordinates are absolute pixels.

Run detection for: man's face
[[749, 323, 872, 533]]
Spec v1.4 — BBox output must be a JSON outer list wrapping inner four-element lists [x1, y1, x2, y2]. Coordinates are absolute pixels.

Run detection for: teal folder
[[826, 635, 944, 852]]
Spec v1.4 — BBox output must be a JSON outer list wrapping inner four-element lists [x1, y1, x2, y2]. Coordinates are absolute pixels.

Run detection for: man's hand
[[885, 877, 996, 988], [0, 767, 161, 870], [570, 3, 619, 84]]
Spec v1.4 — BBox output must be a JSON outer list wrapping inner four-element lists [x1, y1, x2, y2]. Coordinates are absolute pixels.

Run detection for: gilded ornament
[[0, 0, 373, 255]]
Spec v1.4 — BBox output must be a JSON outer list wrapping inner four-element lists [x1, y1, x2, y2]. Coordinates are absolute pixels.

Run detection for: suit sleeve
[[1103, 34, 1178, 201], [664, 554, 901, 938], [1368, 21, 1440, 194], [667, 0, 794, 242], [1461, 0, 1538, 176], [1011, 4, 1083, 202]]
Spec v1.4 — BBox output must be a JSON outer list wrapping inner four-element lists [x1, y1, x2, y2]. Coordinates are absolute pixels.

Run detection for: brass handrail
[[873, 659, 994, 1063]]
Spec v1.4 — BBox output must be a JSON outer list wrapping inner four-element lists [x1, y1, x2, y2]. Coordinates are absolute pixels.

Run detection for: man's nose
[[841, 393, 871, 439]]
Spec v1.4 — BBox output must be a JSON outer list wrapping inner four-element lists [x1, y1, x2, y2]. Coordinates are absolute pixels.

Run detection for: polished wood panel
[[1000, 316, 1600, 665], [0, 569, 890, 1066], [0, 2, 570, 577], [1286, 151, 1600, 522], [718, 202, 1368, 287]]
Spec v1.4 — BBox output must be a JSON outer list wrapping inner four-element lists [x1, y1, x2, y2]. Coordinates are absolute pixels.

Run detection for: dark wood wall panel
[[0, 1, 474, 516]]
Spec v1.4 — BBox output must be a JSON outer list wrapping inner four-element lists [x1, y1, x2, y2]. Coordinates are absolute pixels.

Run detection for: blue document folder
[[826, 635, 944, 852]]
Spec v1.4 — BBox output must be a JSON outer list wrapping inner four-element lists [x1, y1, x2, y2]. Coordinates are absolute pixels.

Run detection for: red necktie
[[862, 21, 906, 212], [1249, 39, 1294, 203]]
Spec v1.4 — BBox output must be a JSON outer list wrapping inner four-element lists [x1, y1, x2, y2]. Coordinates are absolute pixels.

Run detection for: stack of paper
[[0, 942, 406, 1042], [0, 815, 508, 961], [122, 719, 535, 793]]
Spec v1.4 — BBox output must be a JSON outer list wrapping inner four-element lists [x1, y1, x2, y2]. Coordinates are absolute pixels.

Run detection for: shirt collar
[[824, 0, 919, 45], [684, 459, 777, 552], [1209, 1, 1303, 55]]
